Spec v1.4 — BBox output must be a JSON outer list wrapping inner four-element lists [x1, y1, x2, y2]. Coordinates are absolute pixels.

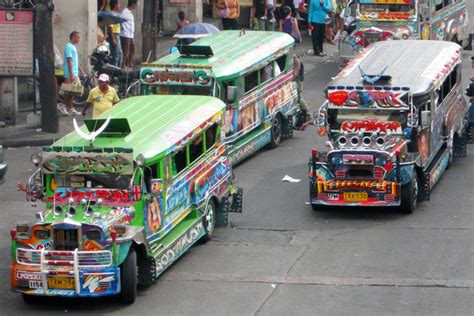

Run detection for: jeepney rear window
[[328, 109, 407, 131], [52, 174, 131, 189]]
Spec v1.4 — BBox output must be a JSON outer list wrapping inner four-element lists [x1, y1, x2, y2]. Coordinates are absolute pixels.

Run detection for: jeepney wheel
[[201, 200, 216, 243], [120, 248, 137, 304], [269, 114, 283, 148], [400, 176, 418, 214]]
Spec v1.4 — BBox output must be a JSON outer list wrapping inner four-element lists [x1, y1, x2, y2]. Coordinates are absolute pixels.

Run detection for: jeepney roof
[[54, 95, 225, 161], [149, 30, 294, 80], [330, 40, 462, 96]]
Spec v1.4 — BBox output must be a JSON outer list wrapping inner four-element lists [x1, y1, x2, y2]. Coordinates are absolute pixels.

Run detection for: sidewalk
[[0, 30, 334, 148]]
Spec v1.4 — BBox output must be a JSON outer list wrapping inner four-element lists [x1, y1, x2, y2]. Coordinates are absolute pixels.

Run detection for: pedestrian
[[293, 54, 311, 130], [107, 0, 123, 67], [97, 17, 107, 46], [121, 0, 137, 68], [279, 6, 301, 43], [82, 74, 120, 119], [59, 31, 83, 116], [176, 10, 189, 31], [252, 0, 266, 30], [216, 0, 240, 30], [308, 0, 331, 57], [325, 0, 336, 44]]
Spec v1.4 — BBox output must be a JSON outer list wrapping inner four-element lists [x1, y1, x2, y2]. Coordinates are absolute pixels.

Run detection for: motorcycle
[[73, 45, 141, 106]]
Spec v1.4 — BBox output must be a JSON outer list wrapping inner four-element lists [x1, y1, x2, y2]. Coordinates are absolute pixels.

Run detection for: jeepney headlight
[[85, 229, 102, 241], [31, 153, 42, 167], [34, 229, 50, 239], [375, 157, 387, 165]]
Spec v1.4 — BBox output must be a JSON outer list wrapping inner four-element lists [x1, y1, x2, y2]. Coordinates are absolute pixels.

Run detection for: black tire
[[120, 249, 137, 304], [201, 200, 216, 243], [269, 114, 283, 148], [400, 175, 418, 214], [22, 293, 38, 304]]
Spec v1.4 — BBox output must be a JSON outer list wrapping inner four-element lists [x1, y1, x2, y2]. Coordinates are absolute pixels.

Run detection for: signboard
[[141, 67, 213, 86], [327, 88, 409, 109], [0, 10, 34, 76]]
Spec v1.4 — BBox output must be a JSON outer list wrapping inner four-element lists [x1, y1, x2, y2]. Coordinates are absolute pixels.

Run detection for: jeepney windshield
[[328, 109, 407, 132], [51, 174, 132, 190], [145, 84, 213, 96]]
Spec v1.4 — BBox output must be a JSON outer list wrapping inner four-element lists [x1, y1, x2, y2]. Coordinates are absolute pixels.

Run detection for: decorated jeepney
[[310, 41, 468, 213], [140, 31, 301, 165], [10, 95, 242, 303], [339, 0, 469, 67]]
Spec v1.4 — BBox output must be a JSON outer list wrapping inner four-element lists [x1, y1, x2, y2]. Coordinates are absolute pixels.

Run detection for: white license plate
[[29, 280, 42, 289]]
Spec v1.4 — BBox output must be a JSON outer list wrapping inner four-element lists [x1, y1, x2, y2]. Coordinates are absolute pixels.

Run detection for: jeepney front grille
[[16, 248, 113, 267], [53, 228, 78, 251]]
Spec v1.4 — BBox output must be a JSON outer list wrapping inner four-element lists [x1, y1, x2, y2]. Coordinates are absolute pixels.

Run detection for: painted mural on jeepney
[[144, 196, 163, 235], [327, 89, 408, 108], [46, 188, 131, 205], [42, 152, 133, 175], [225, 75, 296, 138]]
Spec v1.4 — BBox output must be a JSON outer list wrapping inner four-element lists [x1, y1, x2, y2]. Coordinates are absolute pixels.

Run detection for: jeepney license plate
[[47, 277, 75, 289], [343, 192, 368, 202]]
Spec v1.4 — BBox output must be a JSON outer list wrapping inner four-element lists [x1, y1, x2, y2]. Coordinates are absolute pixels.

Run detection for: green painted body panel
[[153, 31, 294, 80], [54, 95, 226, 161]]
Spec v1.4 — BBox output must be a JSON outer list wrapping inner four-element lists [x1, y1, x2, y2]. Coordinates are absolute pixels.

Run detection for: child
[[261, 0, 275, 23], [176, 11, 189, 31]]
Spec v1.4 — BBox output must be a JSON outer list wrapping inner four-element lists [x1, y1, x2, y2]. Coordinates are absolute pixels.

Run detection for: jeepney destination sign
[[141, 67, 212, 86]]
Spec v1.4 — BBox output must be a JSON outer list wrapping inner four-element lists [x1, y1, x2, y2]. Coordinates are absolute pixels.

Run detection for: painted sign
[[317, 180, 396, 193], [341, 119, 402, 133], [327, 89, 408, 109], [46, 188, 131, 205], [42, 152, 133, 175], [358, 0, 413, 3], [141, 67, 212, 86], [0, 10, 33, 76]]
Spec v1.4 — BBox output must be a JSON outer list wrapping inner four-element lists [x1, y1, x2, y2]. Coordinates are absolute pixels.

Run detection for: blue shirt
[[63, 42, 79, 80], [308, 0, 331, 24]]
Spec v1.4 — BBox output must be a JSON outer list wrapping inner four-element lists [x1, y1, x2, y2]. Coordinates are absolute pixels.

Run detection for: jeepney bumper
[[11, 248, 121, 298], [310, 189, 401, 207]]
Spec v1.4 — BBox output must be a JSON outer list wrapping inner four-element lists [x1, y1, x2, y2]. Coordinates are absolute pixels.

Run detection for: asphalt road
[[1, 31, 474, 316]]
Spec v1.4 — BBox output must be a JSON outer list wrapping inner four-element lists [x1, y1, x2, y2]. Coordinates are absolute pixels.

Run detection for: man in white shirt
[[120, 0, 137, 68]]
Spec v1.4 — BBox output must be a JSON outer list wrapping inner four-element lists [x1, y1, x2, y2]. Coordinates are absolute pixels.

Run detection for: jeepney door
[[429, 89, 445, 160]]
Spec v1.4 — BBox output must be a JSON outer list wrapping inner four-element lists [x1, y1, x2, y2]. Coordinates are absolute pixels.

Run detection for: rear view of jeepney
[[309, 86, 417, 212]]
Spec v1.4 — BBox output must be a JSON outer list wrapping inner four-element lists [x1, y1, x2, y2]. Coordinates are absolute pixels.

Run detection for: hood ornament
[[73, 115, 112, 143]]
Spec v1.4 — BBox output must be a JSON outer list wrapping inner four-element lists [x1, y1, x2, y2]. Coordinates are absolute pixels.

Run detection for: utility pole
[[142, 0, 156, 63], [34, 0, 58, 133]]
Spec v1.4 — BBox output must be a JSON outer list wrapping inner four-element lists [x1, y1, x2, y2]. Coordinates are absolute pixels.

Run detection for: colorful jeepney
[[11, 95, 242, 303], [140, 31, 301, 165], [339, 0, 469, 67], [310, 41, 468, 213]]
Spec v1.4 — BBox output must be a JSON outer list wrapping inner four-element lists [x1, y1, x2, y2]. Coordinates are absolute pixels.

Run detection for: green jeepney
[[140, 31, 302, 165], [10, 95, 242, 303]]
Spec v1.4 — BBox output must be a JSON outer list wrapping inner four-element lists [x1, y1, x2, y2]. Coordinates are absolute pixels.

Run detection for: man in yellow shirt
[[82, 74, 120, 118]]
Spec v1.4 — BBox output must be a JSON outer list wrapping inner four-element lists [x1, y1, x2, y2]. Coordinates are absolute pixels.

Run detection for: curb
[[0, 138, 55, 148]]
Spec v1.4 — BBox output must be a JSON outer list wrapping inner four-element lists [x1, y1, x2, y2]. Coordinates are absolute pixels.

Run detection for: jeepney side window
[[260, 63, 273, 84], [244, 70, 259, 93], [143, 164, 159, 192], [276, 55, 288, 73], [188, 133, 205, 165], [204, 124, 218, 151], [171, 149, 186, 177]]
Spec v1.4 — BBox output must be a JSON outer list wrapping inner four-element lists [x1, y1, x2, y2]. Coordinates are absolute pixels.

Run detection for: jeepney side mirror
[[226, 86, 237, 104], [421, 110, 431, 127]]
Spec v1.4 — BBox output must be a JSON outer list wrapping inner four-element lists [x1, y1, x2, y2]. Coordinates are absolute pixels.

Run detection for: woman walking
[[279, 6, 301, 44], [308, 0, 331, 56], [216, 0, 240, 30]]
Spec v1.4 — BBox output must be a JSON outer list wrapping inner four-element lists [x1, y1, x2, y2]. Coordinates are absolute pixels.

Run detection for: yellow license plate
[[48, 277, 75, 289], [343, 192, 368, 202]]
